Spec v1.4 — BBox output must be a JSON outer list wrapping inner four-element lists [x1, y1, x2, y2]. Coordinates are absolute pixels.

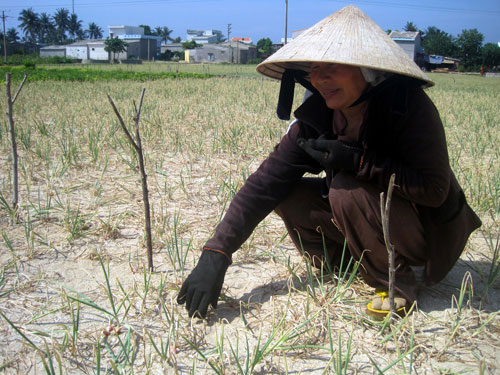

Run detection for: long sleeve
[[357, 87, 451, 208], [204, 122, 323, 254]]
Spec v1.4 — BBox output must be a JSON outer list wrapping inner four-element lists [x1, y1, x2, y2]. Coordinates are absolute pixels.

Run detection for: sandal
[[366, 288, 411, 318]]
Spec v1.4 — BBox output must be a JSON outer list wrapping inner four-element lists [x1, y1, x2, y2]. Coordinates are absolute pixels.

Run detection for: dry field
[[0, 69, 499, 374]]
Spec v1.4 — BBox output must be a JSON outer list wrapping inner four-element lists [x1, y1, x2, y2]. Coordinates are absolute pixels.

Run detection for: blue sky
[[3, 0, 500, 44]]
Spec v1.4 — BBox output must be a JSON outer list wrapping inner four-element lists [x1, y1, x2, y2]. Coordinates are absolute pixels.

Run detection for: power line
[[5, 0, 499, 15], [3, 0, 223, 10], [329, 0, 500, 16]]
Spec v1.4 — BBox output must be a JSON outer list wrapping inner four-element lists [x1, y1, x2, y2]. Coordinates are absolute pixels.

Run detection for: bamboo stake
[[5, 72, 28, 222], [107, 89, 153, 271], [380, 173, 397, 320]]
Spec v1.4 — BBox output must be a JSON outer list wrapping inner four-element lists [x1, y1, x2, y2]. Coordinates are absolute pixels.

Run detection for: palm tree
[[86, 22, 103, 39], [53, 8, 70, 42], [76, 29, 86, 40], [5, 28, 21, 54], [68, 13, 83, 40], [6, 28, 19, 44], [403, 21, 418, 32], [1, 28, 20, 56], [18, 8, 40, 43], [155, 26, 173, 43], [38, 12, 55, 44]]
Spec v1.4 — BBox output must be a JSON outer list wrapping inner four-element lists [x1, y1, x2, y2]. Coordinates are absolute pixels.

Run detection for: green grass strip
[[0, 66, 213, 82]]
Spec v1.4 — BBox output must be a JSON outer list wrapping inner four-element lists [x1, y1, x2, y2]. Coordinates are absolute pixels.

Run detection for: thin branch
[[12, 73, 28, 105], [107, 94, 139, 151], [5, 72, 19, 220], [133, 88, 146, 126], [107, 89, 153, 271], [380, 173, 397, 320], [133, 88, 152, 270]]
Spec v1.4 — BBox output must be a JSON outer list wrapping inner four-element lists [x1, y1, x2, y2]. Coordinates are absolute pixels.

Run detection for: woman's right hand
[[176, 250, 230, 318]]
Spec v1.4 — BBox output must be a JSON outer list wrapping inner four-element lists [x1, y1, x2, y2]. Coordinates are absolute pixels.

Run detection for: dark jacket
[[205, 82, 481, 285]]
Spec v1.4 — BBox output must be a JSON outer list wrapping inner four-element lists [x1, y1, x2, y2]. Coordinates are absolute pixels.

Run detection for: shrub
[[6, 54, 75, 66], [246, 58, 264, 65]]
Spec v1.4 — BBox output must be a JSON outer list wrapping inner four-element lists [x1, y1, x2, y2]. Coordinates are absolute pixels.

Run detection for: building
[[423, 55, 460, 72], [186, 41, 257, 63], [231, 37, 252, 44], [40, 45, 67, 58], [186, 29, 221, 44], [108, 25, 144, 37], [40, 26, 165, 62], [389, 31, 422, 64], [160, 43, 184, 54], [40, 40, 109, 60], [66, 40, 92, 59], [87, 40, 109, 60], [109, 25, 161, 60]]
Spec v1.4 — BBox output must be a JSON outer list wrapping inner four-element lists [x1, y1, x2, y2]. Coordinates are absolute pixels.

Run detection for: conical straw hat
[[257, 5, 433, 87]]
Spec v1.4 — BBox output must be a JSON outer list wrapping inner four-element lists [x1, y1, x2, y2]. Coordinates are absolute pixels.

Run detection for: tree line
[[400, 21, 500, 71], [1, 8, 179, 57], [3, 8, 499, 70]]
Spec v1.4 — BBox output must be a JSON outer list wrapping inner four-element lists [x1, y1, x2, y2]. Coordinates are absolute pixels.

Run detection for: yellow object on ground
[[366, 289, 411, 318]]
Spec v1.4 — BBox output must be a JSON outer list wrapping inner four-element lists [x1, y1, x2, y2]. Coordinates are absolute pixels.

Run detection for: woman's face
[[309, 62, 368, 110]]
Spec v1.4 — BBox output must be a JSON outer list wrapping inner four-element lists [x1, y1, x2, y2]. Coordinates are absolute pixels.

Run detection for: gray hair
[[360, 68, 391, 86]]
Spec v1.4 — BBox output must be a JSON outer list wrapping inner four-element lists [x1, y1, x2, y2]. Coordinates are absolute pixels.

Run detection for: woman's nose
[[311, 68, 331, 84]]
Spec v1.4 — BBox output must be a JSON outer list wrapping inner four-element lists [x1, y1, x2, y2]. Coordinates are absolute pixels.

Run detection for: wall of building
[[115, 38, 157, 60], [88, 44, 109, 60], [141, 39, 158, 60], [66, 45, 88, 59], [394, 40, 416, 61], [109, 26, 144, 36], [40, 48, 66, 57], [188, 46, 230, 63], [186, 30, 221, 44], [187, 43, 257, 64], [161, 43, 183, 53]]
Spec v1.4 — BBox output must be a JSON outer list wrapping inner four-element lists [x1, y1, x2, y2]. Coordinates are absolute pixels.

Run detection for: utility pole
[[227, 23, 231, 42], [284, 0, 288, 45], [2, 11, 7, 63], [72, 0, 75, 14]]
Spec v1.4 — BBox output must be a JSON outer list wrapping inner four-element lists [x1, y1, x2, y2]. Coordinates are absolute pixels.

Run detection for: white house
[[40, 45, 66, 57], [108, 25, 161, 60], [66, 41, 90, 59], [108, 25, 144, 37], [389, 31, 422, 62], [186, 29, 221, 44], [39, 26, 160, 61], [87, 41, 109, 60], [186, 41, 256, 63]]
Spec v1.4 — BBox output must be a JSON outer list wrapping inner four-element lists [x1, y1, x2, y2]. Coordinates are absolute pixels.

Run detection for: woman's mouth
[[321, 88, 341, 98]]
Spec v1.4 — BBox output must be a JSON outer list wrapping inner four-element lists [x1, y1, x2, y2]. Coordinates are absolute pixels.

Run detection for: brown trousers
[[274, 173, 428, 302]]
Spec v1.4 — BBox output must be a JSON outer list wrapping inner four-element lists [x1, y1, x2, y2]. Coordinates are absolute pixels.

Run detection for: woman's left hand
[[297, 136, 363, 172]]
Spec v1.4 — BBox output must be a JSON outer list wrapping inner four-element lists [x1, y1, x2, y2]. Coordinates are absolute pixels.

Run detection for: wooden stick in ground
[[132, 89, 153, 271], [380, 173, 397, 319], [5, 72, 28, 221], [107, 89, 154, 271]]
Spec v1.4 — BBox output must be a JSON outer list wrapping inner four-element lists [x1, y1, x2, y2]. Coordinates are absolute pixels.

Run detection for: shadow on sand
[[212, 257, 499, 323]]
